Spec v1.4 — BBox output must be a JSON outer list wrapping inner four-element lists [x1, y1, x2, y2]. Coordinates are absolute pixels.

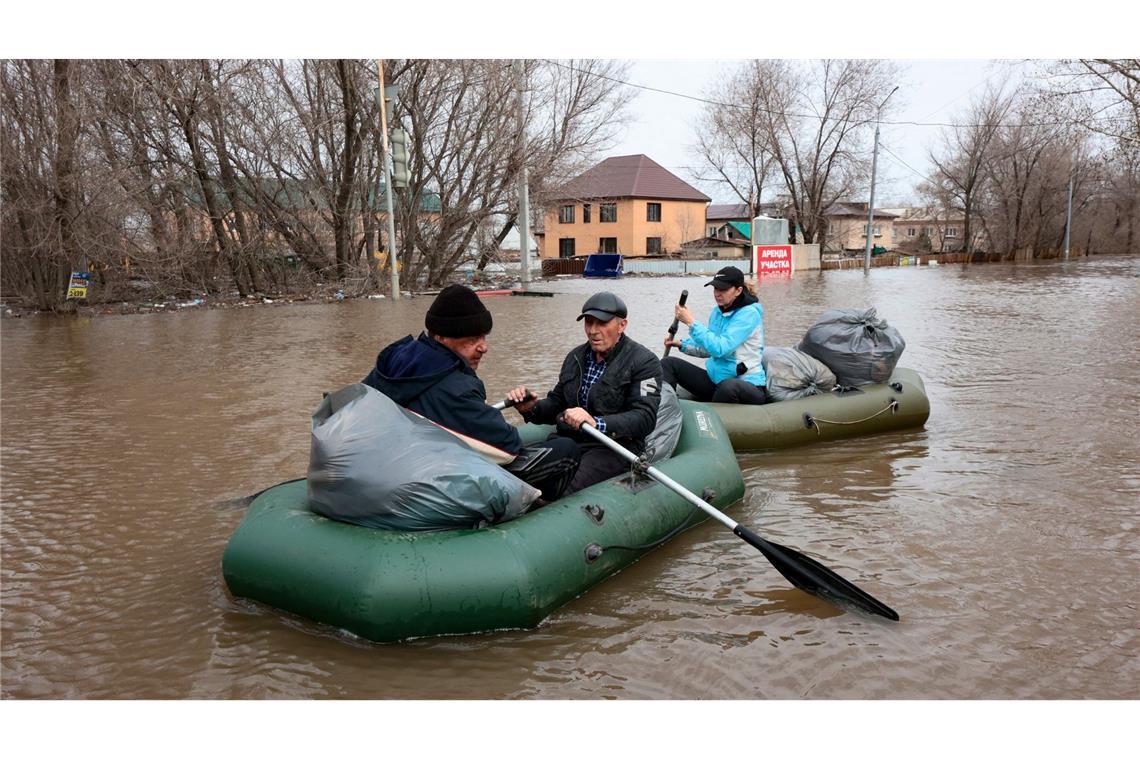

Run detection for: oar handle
[[491, 393, 537, 411], [663, 290, 689, 358]]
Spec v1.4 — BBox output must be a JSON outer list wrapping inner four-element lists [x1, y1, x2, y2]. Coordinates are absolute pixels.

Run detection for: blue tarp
[[583, 253, 623, 278]]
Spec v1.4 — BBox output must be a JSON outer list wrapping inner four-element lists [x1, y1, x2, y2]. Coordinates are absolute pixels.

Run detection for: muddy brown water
[[2, 257, 1138, 699]]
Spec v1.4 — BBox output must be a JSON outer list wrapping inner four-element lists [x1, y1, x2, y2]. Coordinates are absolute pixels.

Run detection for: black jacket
[[524, 334, 662, 452], [362, 332, 523, 455]]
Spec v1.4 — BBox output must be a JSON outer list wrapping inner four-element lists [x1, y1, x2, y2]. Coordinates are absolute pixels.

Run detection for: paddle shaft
[[579, 423, 735, 530], [663, 290, 689, 358], [577, 423, 900, 621]]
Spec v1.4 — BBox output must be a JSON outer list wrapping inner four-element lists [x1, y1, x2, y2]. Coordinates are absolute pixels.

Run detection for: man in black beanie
[[363, 284, 580, 502]]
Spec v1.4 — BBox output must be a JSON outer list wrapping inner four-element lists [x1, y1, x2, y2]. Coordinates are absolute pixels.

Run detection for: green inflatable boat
[[703, 367, 930, 451], [222, 401, 744, 643]]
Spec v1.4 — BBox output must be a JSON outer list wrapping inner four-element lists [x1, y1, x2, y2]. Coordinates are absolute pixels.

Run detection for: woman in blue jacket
[[662, 266, 769, 405]]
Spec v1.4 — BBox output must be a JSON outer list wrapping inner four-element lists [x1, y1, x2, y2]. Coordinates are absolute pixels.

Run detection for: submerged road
[[2, 256, 1138, 698]]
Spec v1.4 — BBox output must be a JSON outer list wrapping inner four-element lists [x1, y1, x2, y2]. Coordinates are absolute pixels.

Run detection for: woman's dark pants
[[661, 356, 769, 405]]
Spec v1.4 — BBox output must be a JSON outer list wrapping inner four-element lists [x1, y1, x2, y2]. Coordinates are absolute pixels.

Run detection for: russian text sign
[[754, 245, 793, 277]]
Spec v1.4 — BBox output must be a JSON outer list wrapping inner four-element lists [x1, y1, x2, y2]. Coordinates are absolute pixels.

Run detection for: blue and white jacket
[[680, 291, 766, 386]]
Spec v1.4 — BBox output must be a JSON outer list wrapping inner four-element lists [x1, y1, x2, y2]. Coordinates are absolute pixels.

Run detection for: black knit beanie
[[425, 284, 493, 338]]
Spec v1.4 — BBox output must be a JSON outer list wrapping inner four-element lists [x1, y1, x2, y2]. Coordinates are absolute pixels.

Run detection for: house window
[[647, 202, 662, 222], [600, 203, 617, 223], [598, 237, 617, 253], [708, 226, 718, 237], [559, 238, 575, 258], [559, 205, 574, 224], [907, 227, 916, 237], [946, 226, 959, 238], [646, 237, 662, 254], [862, 224, 882, 237], [583, 203, 591, 223]]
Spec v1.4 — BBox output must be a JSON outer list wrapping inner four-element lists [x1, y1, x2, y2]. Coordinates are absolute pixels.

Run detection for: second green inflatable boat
[[702, 367, 930, 451]]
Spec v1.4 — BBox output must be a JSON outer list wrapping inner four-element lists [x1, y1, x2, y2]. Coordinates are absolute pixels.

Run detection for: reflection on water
[[2, 256, 1139, 698]]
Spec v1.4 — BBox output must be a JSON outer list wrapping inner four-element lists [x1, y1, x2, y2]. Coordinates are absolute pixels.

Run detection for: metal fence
[[541, 257, 753, 277]]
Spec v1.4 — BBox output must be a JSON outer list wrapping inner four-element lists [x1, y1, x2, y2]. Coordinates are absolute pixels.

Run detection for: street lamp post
[[377, 59, 400, 300], [514, 59, 530, 285], [863, 86, 899, 275], [1063, 153, 1075, 260]]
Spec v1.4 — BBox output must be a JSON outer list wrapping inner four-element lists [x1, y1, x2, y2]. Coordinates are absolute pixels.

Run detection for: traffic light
[[390, 127, 409, 188]]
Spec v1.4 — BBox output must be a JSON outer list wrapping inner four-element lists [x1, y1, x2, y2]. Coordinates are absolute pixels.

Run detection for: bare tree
[[692, 65, 776, 219], [385, 59, 634, 286], [0, 58, 640, 307], [1, 60, 85, 308], [693, 59, 900, 246], [925, 85, 1015, 253]]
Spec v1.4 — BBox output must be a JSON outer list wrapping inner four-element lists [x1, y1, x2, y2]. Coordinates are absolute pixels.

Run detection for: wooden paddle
[[578, 422, 900, 621], [663, 289, 689, 358]]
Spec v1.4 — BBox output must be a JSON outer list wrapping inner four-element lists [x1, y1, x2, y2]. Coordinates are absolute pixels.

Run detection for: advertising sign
[[66, 271, 92, 300], [754, 245, 793, 277]]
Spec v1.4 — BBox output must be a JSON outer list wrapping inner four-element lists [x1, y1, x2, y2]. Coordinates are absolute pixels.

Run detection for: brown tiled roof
[[552, 154, 710, 202]]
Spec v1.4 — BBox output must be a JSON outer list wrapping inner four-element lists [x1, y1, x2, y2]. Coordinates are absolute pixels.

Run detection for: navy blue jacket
[[363, 332, 523, 455]]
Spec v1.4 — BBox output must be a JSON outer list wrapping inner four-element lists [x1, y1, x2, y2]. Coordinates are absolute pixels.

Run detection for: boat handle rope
[[803, 399, 899, 435]]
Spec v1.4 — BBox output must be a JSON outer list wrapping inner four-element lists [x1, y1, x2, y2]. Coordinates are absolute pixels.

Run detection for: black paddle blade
[[733, 524, 900, 621]]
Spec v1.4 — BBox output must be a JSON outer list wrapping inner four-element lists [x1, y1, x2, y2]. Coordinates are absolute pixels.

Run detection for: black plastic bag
[[797, 307, 905, 386]]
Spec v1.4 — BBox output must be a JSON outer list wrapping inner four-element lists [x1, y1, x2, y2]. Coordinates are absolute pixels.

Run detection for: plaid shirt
[[579, 351, 608, 433]]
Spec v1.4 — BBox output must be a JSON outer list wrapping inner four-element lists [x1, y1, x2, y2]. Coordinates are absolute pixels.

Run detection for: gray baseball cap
[[576, 291, 628, 321]]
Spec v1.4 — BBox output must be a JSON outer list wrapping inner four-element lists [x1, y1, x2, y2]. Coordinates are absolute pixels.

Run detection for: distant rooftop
[[825, 202, 901, 218], [707, 203, 751, 220], [552, 154, 710, 202]]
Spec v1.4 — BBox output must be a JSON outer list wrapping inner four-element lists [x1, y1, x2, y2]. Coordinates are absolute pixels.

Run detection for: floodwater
[[2, 257, 1138, 700]]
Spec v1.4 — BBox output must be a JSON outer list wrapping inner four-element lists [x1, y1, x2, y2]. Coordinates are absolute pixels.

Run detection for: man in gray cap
[[507, 291, 662, 494]]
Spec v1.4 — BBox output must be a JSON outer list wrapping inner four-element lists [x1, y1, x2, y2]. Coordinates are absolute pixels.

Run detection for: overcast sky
[[610, 59, 1029, 207]]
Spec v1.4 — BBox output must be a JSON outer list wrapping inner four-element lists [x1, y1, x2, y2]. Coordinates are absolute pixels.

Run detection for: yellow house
[[541, 155, 710, 259], [822, 202, 900, 253], [892, 207, 986, 253]]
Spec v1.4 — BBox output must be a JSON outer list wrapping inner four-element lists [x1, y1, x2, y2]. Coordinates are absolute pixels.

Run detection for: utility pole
[[864, 86, 899, 275], [514, 59, 531, 285], [1063, 154, 1075, 260], [377, 59, 400, 300]]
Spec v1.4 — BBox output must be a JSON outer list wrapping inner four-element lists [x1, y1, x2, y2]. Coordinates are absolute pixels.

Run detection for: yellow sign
[[374, 252, 401, 273]]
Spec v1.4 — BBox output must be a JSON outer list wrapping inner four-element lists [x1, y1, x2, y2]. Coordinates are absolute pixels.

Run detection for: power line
[[879, 144, 935, 185], [543, 59, 1134, 131]]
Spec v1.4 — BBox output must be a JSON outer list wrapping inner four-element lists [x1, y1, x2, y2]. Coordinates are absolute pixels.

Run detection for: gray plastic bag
[[762, 347, 837, 401], [644, 382, 682, 463], [307, 384, 540, 531], [797, 307, 906, 386]]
